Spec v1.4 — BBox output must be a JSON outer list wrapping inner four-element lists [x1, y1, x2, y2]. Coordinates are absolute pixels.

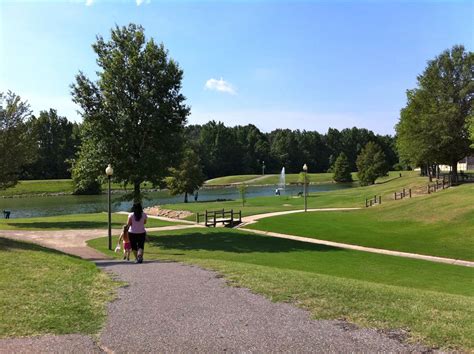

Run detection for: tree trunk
[[133, 181, 141, 203], [451, 161, 458, 184], [436, 165, 440, 179], [427, 163, 432, 182], [184, 192, 188, 203]]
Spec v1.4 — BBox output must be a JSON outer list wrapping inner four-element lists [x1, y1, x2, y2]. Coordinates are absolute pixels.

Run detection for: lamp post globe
[[106, 164, 113, 250], [106, 164, 114, 176]]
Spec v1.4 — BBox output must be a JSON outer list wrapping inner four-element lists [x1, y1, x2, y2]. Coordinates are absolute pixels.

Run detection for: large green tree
[[396, 45, 473, 180], [356, 142, 388, 186], [0, 91, 35, 189], [71, 24, 189, 201], [166, 149, 205, 203]]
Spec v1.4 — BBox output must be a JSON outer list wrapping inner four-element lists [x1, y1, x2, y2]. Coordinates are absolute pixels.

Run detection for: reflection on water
[[0, 183, 353, 218]]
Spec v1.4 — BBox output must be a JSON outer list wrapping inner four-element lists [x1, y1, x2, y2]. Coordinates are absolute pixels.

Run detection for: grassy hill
[[247, 183, 474, 260]]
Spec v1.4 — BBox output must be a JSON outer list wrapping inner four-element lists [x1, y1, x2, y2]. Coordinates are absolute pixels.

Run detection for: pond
[[0, 183, 353, 218]]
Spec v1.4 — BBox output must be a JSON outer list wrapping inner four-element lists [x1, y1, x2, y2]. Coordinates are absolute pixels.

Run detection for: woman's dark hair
[[132, 203, 143, 221]]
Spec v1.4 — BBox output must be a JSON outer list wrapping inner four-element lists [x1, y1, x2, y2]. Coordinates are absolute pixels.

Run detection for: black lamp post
[[105, 164, 113, 250], [303, 163, 308, 212]]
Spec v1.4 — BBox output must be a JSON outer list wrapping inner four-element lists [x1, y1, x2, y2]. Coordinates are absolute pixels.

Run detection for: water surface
[[0, 183, 353, 218]]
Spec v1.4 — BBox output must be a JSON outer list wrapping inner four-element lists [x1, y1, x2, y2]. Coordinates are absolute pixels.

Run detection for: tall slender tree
[[71, 24, 189, 201], [0, 91, 35, 189], [356, 142, 388, 186], [333, 152, 353, 183]]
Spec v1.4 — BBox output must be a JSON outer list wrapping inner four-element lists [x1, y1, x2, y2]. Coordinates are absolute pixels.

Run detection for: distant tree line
[[185, 121, 399, 178], [0, 92, 81, 188], [8, 112, 400, 181]]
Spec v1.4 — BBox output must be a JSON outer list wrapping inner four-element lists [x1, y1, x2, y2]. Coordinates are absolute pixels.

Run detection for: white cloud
[[204, 78, 236, 95], [136, 0, 145, 5], [85, 0, 94, 6]]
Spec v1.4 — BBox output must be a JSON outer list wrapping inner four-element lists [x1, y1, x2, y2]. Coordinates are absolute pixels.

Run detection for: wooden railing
[[394, 188, 411, 200], [365, 195, 381, 207], [196, 209, 242, 227]]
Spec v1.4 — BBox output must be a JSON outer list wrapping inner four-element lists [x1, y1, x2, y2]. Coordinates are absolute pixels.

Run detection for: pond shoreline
[[1, 182, 354, 199]]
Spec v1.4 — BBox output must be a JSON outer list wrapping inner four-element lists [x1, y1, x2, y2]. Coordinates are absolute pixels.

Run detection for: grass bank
[[0, 238, 118, 337], [204, 171, 403, 186], [0, 179, 156, 197], [89, 228, 474, 350], [0, 212, 178, 230], [246, 183, 474, 260], [205, 175, 261, 186]]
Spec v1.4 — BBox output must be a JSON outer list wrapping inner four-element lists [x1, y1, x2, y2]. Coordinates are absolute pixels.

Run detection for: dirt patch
[[144, 206, 193, 220]]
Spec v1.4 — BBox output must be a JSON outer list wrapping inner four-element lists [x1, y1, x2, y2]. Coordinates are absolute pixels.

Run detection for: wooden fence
[[394, 188, 411, 200], [427, 177, 451, 194], [365, 195, 381, 207]]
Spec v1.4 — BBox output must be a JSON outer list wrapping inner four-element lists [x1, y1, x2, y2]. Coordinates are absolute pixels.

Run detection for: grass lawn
[[89, 228, 474, 350], [246, 183, 474, 260], [166, 172, 426, 219], [0, 212, 179, 230], [0, 238, 118, 338]]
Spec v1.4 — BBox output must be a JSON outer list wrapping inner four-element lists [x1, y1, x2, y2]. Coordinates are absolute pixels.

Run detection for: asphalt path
[[96, 260, 425, 353]]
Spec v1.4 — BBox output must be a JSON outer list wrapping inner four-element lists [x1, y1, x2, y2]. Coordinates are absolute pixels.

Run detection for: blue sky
[[1, 0, 472, 135]]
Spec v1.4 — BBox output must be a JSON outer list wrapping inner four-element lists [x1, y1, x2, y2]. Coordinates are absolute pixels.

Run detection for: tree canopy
[[166, 149, 205, 203], [0, 91, 35, 190], [22, 109, 80, 179], [396, 45, 474, 179], [71, 24, 189, 201]]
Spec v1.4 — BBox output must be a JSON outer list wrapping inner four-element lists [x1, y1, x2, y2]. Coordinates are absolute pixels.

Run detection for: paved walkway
[[239, 207, 361, 226], [0, 261, 427, 353], [0, 224, 199, 260]]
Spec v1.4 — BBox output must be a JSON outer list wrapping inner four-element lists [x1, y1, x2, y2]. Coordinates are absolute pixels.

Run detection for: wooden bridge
[[196, 209, 242, 227]]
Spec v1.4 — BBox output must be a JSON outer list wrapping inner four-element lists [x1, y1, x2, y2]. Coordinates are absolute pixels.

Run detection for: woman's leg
[[136, 233, 146, 263], [129, 233, 139, 260]]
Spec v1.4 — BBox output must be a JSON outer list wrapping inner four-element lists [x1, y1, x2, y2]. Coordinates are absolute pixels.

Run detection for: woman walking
[[127, 203, 148, 264]]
